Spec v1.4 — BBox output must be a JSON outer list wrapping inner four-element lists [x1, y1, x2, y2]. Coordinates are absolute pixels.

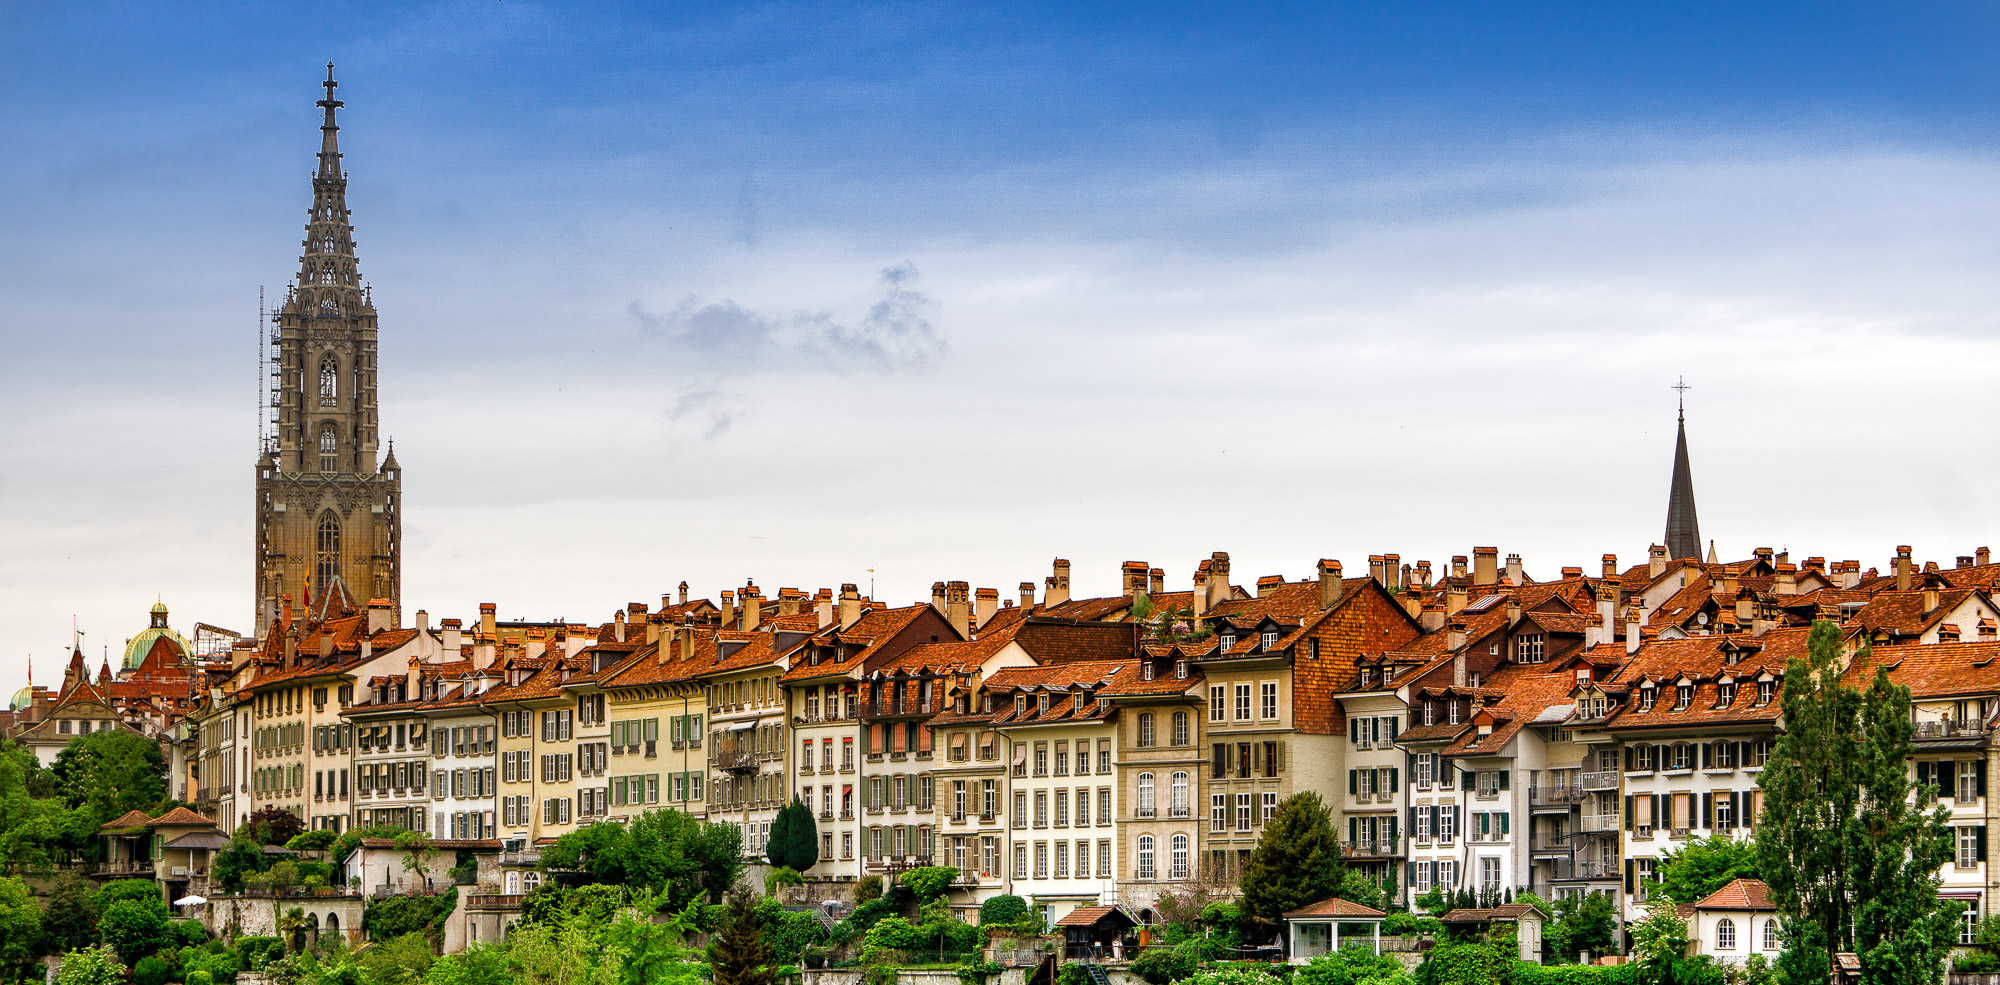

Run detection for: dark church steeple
[[1664, 379, 1702, 562], [254, 64, 402, 633]]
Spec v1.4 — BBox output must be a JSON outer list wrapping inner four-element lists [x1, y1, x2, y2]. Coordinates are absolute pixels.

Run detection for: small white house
[[1686, 878, 1781, 964], [1284, 897, 1385, 962]]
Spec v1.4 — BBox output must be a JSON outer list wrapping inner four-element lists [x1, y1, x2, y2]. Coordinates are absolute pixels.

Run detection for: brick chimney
[[1585, 612, 1606, 648], [678, 581, 689, 606], [1803, 557, 1825, 575], [719, 590, 735, 629], [1506, 597, 1522, 627], [1046, 559, 1072, 608], [1446, 618, 1466, 653], [816, 589, 835, 629], [368, 598, 394, 635], [840, 584, 863, 630], [679, 616, 697, 660], [946, 581, 971, 638], [1602, 554, 1618, 578], [1149, 567, 1164, 596], [1121, 561, 1149, 598], [777, 589, 805, 617], [1837, 560, 1861, 589], [1754, 547, 1775, 567], [1981, 547, 1993, 567], [414, 609, 428, 633], [1924, 582, 1940, 614], [479, 602, 496, 640], [1648, 544, 1668, 579], [1451, 556, 1468, 580], [1420, 601, 1445, 632], [1446, 579, 1468, 616], [1414, 560, 1433, 590], [1505, 553, 1524, 586], [614, 609, 627, 643], [1561, 567, 1583, 581], [1256, 575, 1284, 598], [1775, 565, 1797, 596], [1317, 559, 1344, 609], [1207, 552, 1232, 610], [1191, 568, 1209, 617], [742, 585, 763, 631], [1896, 546, 1913, 592], [1598, 578, 1619, 642], [1385, 554, 1402, 591], [974, 587, 999, 629], [1018, 582, 1036, 612], [441, 618, 462, 655], [1473, 548, 1499, 587], [1402, 591, 1421, 619], [646, 613, 662, 646], [1368, 555, 1386, 586], [1625, 602, 1643, 655], [1960, 556, 1977, 570], [1722, 570, 1739, 596]]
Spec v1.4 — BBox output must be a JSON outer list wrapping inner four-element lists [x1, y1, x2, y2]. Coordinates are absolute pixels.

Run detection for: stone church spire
[[254, 65, 402, 635], [1664, 379, 1702, 562]]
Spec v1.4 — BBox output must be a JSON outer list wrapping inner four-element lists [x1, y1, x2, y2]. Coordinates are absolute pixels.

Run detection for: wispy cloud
[[665, 383, 745, 440], [629, 262, 947, 375]]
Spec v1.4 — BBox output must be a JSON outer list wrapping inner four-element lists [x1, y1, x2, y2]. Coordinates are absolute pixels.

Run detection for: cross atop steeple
[[1672, 376, 1691, 422]]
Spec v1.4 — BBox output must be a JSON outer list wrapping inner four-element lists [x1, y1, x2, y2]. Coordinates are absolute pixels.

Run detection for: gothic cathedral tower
[[254, 65, 401, 632]]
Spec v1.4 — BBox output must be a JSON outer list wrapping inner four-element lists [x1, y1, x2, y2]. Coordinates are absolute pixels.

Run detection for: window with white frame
[[1959, 826, 1982, 868], [1236, 793, 1252, 831], [1763, 919, 1779, 951], [1210, 686, 1226, 722], [1211, 794, 1227, 831], [1514, 634, 1545, 663], [1716, 919, 1736, 951], [1261, 682, 1278, 720], [1480, 857, 1500, 891], [1235, 684, 1252, 721], [1136, 835, 1155, 879]]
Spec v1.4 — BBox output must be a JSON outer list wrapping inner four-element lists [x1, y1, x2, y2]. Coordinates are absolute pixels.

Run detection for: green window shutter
[[1349, 818, 1358, 843], [1348, 770, 1357, 794], [1980, 827, 1990, 864], [1390, 768, 1400, 792], [1625, 796, 1633, 831], [1499, 812, 1509, 835]]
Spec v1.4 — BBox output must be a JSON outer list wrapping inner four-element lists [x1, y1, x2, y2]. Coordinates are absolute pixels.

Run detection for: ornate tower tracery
[[253, 65, 402, 633]]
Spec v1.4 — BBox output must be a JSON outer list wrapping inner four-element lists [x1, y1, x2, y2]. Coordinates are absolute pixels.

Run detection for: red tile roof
[[1283, 897, 1385, 918], [1693, 878, 1775, 911]]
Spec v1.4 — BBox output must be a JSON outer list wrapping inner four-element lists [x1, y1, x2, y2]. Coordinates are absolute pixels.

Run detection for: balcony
[[1579, 771, 1620, 790], [1542, 857, 1618, 881], [499, 848, 541, 866], [1341, 839, 1403, 858], [1531, 831, 1572, 853], [1580, 813, 1621, 833], [1529, 785, 1586, 808], [1916, 720, 1990, 743], [715, 749, 759, 773]]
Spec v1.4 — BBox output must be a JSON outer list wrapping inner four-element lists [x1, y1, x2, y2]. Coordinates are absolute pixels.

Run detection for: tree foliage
[[1756, 623, 1958, 985], [979, 895, 1028, 926], [711, 891, 774, 985], [1546, 892, 1617, 962], [766, 797, 818, 873], [98, 897, 173, 962], [54, 946, 126, 985], [540, 810, 743, 909], [241, 806, 305, 846], [51, 731, 166, 823], [1242, 791, 1344, 920], [1655, 836, 1760, 907], [0, 875, 45, 974]]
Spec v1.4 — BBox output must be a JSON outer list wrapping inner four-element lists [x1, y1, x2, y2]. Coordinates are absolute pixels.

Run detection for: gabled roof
[[150, 807, 216, 827], [1693, 878, 1775, 911], [1283, 897, 1384, 919], [99, 810, 154, 832]]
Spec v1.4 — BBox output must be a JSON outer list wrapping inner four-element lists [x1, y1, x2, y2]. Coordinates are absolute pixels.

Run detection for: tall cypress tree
[[1756, 621, 1957, 985], [767, 797, 818, 873], [1242, 791, 1344, 920], [711, 890, 773, 985]]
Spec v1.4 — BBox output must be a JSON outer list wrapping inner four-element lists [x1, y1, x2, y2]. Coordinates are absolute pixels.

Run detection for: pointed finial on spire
[[1672, 376, 1690, 423], [316, 62, 344, 177]]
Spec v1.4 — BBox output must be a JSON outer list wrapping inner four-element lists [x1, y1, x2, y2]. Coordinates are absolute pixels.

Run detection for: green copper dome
[[9, 687, 31, 712], [123, 600, 193, 671]]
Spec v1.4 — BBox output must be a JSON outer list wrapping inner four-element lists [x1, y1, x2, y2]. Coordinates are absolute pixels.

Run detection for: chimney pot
[[1451, 556, 1468, 579], [840, 584, 863, 630], [1648, 544, 1668, 579], [1602, 554, 1618, 577], [1019, 581, 1036, 612], [1317, 559, 1344, 609], [1149, 567, 1164, 596], [1256, 575, 1284, 598], [1505, 553, 1524, 585], [1895, 547, 1914, 592], [1980, 547, 1993, 567], [1207, 552, 1231, 609], [1046, 559, 1072, 608], [1384, 553, 1402, 590], [974, 587, 999, 630], [1121, 561, 1149, 598], [1473, 548, 1499, 587], [1561, 566, 1583, 580]]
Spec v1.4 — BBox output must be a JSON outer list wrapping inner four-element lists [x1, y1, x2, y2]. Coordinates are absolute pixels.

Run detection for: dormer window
[[1422, 700, 1435, 726], [1514, 633, 1545, 664], [1756, 681, 1775, 706], [1261, 631, 1279, 650], [1221, 634, 1236, 651], [983, 694, 994, 713], [1383, 666, 1395, 683], [1015, 695, 1026, 717], [1717, 682, 1737, 706], [1073, 692, 1085, 713], [1175, 660, 1188, 679], [1142, 662, 1155, 681], [1639, 686, 1657, 711], [1359, 667, 1374, 687], [1038, 693, 1050, 714], [1675, 685, 1692, 710], [1447, 700, 1461, 725]]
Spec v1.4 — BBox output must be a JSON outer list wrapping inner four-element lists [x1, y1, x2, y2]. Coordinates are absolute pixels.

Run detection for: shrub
[[856, 876, 884, 904], [1184, 967, 1285, 985], [364, 888, 458, 942], [174, 919, 210, 947], [980, 895, 1028, 927], [54, 947, 125, 985], [99, 898, 174, 962], [1131, 943, 1200, 985], [1955, 953, 2000, 975], [187, 972, 215, 985], [230, 937, 286, 971], [132, 955, 173, 985], [1295, 949, 1406, 985], [900, 866, 958, 902]]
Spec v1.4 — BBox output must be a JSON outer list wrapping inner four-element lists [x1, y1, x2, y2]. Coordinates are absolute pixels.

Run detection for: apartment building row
[[56, 542, 2000, 949]]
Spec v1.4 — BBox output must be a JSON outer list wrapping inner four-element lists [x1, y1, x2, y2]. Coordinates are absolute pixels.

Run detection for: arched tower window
[[318, 423, 337, 472], [315, 512, 341, 599], [319, 358, 337, 406]]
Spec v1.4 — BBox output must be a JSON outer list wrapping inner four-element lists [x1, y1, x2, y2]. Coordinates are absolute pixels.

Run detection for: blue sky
[[5, 2, 2000, 680]]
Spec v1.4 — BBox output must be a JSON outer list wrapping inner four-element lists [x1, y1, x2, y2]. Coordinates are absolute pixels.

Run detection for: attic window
[[1382, 666, 1396, 683], [1639, 685, 1657, 712], [1038, 693, 1050, 714], [1513, 634, 1545, 664], [1756, 681, 1774, 706], [1717, 682, 1737, 707], [1674, 685, 1692, 711], [1142, 662, 1155, 682], [1359, 667, 1374, 687], [1175, 660, 1188, 679], [1261, 631, 1279, 650], [1014, 695, 1026, 717], [1073, 692, 1085, 713], [1221, 634, 1237, 651]]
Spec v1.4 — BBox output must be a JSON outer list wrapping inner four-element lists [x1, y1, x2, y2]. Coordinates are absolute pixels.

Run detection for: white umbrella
[[174, 895, 207, 906]]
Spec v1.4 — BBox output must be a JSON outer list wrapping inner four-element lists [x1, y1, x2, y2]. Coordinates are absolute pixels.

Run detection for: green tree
[[54, 946, 126, 985], [98, 897, 173, 962], [710, 891, 774, 985], [766, 797, 818, 873], [41, 874, 99, 956], [1656, 836, 1760, 907], [394, 830, 441, 890], [214, 835, 270, 892], [424, 943, 515, 985], [359, 933, 436, 985], [241, 806, 305, 846], [285, 830, 338, 858], [979, 894, 1028, 926], [541, 810, 744, 908], [1242, 792, 1344, 920], [50, 731, 166, 822], [0, 739, 72, 872], [1546, 892, 1617, 962], [1629, 899, 1697, 985], [1415, 925, 1516, 985], [899, 866, 958, 902], [1756, 623, 1958, 985], [0, 875, 45, 974]]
